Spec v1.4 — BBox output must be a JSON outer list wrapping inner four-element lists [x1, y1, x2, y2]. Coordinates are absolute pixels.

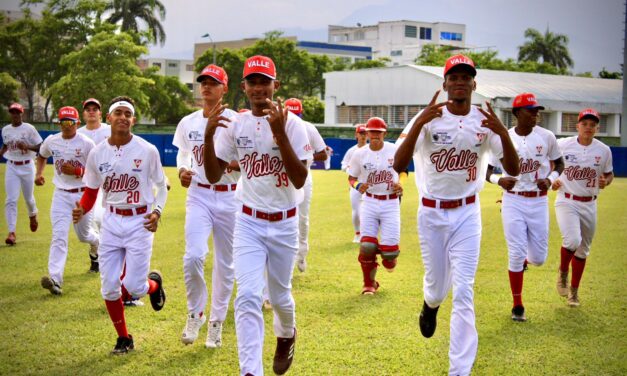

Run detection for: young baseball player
[[72, 96, 168, 355], [284, 97, 328, 273], [341, 124, 368, 243], [486, 93, 563, 321], [36, 106, 99, 295], [552, 108, 613, 307], [174, 64, 239, 348], [348, 117, 401, 295], [203, 55, 312, 376], [394, 55, 519, 376], [1, 103, 42, 245]]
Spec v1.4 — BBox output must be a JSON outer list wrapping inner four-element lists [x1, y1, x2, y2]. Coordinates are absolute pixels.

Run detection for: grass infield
[[0, 165, 625, 375]]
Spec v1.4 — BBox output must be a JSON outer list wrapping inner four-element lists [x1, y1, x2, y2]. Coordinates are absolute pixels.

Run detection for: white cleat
[[353, 234, 361, 243], [41, 276, 62, 295], [181, 313, 206, 345], [297, 258, 307, 273], [205, 321, 223, 348]]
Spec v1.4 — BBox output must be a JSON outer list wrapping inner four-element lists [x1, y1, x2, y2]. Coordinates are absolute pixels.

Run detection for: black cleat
[[273, 328, 296, 375], [89, 254, 99, 273], [148, 270, 165, 311], [111, 335, 134, 355], [511, 305, 526, 322], [419, 301, 439, 338]]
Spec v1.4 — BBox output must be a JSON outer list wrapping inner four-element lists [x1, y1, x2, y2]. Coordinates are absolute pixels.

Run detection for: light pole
[[201, 33, 217, 64]]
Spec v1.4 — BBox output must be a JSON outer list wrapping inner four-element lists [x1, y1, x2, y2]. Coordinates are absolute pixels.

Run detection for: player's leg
[[501, 194, 528, 319], [122, 216, 160, 304], [358, 198, 380, 294], [554, 199, 581, 296], [350, 188, 362, 242], [73, 191, 99, 257], [4, 163, 20, 238], [42, 190, 72, 293], [569, 202, 597, 307], [296, 178, 313, 271], [378, 199, 401, 272], [18, 163, 38, 231]]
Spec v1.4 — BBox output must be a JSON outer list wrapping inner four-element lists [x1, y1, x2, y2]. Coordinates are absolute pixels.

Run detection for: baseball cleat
[[148, 270, 166, 311], [123, 298, 144, 307], [273, 328, 296, 375], [263, 299, 273, 310], [296, 258, 307, 273], [5, 232, 16, 245], [205, 321, 223, 348], [41, 276, 62, 295], [511, 305, 526, 322], [556, 268, 569, 297], [419, 301, 439, 338], [352, 234, 361, 243], [382, 258, 397, 272], [181, 312, 206, 345], [88, 253, 99, 273], [361, 281, 380, 295], [523, 259, 529, 272], [29, 215, 38, 232], [568, 287, 580, 307], [111, 335, 134, 355]]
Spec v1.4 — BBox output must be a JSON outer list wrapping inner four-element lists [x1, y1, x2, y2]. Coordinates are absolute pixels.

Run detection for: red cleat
[[5, 232, 16, 245], [29, 215, 38, 232]]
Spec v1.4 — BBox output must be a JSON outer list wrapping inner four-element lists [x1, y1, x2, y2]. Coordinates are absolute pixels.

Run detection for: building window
[[390, 50, 403, 56], [332, 34, 348, 43], [405, 25, 417, 38], [503, 110, 551, 129], [186, 64, 194, 71], [562, 113, 607, 133], [168, 63, 177, 68], [152, 62, 162, 68], [440, 32, 463, 41], [354, 31, 364, 40], [419, 27, 432, 40]]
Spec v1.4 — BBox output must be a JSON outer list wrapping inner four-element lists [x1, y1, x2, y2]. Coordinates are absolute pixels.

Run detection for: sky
[[4, 0, 625, 74]]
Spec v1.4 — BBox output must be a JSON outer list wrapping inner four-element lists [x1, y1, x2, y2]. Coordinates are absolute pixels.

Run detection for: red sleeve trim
[[79, 187, 99, 213]]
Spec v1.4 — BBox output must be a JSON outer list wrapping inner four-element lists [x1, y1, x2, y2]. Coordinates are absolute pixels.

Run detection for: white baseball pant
[[359, 196, 400, 246], [501, 193, 549, 271], [418, 198, 481, 376], [98, 210, 154, 301], [48, 189, 98, 285], [92, 190, 105, 232], [349, 188, 361, 235], [555, 195, 597, 259], [297, 175, 313, 261], [233, 210, 298, 376], [183, 185, 236, 322], [4, 162, 37, 232]]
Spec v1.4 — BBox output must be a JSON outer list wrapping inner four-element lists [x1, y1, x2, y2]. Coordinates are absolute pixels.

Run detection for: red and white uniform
[[397, 105, 503, 376], [493, 126, 561, 271], [173, 108, 239, 322], [2, 122, 42, 232], [214, 111, 312, 376], [39, 132, 98, 286], [554, 137, 613, 258], [83, 136, 167, 301], [341, 143, 365, 237]]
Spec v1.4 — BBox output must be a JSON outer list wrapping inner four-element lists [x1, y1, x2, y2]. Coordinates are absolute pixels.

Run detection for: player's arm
[[486, 164, 517, 190], [176, 148, 194, 188], [203, 102, 231, 183], [34, 155, 47, 185], [348, 175, 368, 194], [313, 149, 327, 161], [600, 172, 614, 189], [72, 187, 99, 223], [478, 102, 519, 176], [227, 160, 240, 171], [0, 144, 6, 157], [539, 157, 564, 191]]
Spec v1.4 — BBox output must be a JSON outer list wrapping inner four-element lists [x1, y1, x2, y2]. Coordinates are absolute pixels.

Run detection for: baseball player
[[174, 64, 239, 348], [486, 93, 563, 321], [36, 106, 99, 295], [348, 117, 401, 295], [1, 103, 42, 245], [341, 124, 368, 243], [72, 96, 168, 355], [284, 97, 328, 273], [203, 55, 312, 376], [552, 108, 613, 307], [394, 55, 519, 376]]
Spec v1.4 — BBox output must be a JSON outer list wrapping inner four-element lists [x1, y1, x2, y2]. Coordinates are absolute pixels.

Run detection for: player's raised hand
[[264, 97, 288, 137], [72, 201, 84, 223], [478, 102, 508, 136], [178, 169, 195, 188], [204, 101, 230, 139], [551, 179, 562, 191], [34, 175, 45, 186], [143, 211, 160, 232], [498, 176, 517, 190], [413, 90, 450, 127]]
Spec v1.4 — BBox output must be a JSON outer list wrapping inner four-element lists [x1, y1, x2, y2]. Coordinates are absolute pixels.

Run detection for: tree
[[518, 28, 573, 72], [349, 57, 391, 70], [301, 96, 324, 124], [0, 73, 20, 121], [195, 48, 246, 110], [143, 69, 193, 123], [599, 67, 622, 79], [105, 0, 166, 45]]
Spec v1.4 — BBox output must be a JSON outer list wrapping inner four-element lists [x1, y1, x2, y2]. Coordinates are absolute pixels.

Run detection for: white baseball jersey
[[77, 123, 111, 145], [83, 136, 165, 208], [397, 106, 503, 199], [214, 111, 313, 211], [172, 108, 240, 185], [2, 122, 42, 161], [303, 121, 326, 168], [491, 126, 561, 191], [341, 144, 364, 172], [556, 137, 613, 196], [39, 132, 96, 190], [348, 142, 399, 195]]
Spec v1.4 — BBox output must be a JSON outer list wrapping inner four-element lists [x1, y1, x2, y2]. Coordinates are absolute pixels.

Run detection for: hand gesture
[[204, 101, 230, 140], [478, 102, 507, 137], [264, 98, 288, 138], [413, 90, 449, 127], [35, 175, 45, 186], [60, 162, 76, 176], [536, 178, 551, 191], [72, 201, 84, 223], [498, 176, 517, 190], [143, 212, 160, 232], [551, 179, 562, 191], [358, 182, 369, 194], [179, 169, 195, 188]]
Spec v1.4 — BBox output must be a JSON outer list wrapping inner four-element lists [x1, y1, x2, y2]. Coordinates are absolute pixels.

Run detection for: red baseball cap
[[578, 108, 600, 122], [365, 117, 387, 132], [355, 124, 366, 133], [196, 64, 228, 85], [82, 98, 101, 109], [443, 54, 476, 77], [243, 55, 276, 80], [285, 98, 303, 116], [512, 93, 545, 110], [58, 106, 79, 121], [8, 103, 24, 113]]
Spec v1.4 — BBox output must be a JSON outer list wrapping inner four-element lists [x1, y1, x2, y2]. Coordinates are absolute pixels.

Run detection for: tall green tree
[[105, 0, 166, 45], [0, 73, 21, 121], [195, 48, 246, 110], [518, 28, 573, 72], [301, 96, 324, 124], [142, 69, 193, 123], [348, 57, 391, 70], [599, 67, 622, 79]]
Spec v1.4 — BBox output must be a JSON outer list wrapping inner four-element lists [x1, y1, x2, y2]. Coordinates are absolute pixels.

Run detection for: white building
[[329, 20, 466, 66], [323, 65, 621, 138], [137, 57, 195, 91]]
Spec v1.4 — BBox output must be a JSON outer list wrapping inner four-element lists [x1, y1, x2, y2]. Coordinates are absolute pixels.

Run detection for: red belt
[[9, 160, 30, 165], [422, 195, 476, 209], [60, 187, 86, 193], [109, 205, 148, 216], [564, 193, 596, 202], [242, 205, 296, 222], [198, 183, 237, 192], [365, 192, 399, 200], [506, 190, 548, 198]]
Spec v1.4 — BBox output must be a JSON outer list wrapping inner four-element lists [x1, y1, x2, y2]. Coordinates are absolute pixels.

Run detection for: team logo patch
[[52, 150, 63, 158], [98, 162, 112, 173], [564, 154, 578, 163], [188, 130, 203, 141], [134, 159, 142, 168], [363, 162, 376, 171], [536, 146, 543, 154], [75, 148, 82, 157], [236, 136, 254, 149], [433, 132, 452, 145], [594, 156, 601, 165], [476, 133, 487, 143]]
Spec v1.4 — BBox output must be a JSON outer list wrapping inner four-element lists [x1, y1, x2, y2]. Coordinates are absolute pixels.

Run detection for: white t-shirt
[[341, 144, 364, 172], [490, 126, 561, 192], [39, 132, 95, 190], [303, 121, 326, 169], [556, 136, 613, 196], [348, 141, 399, 195], [214, 111, 313, 211], [83, 135, 165, 208], [2, 122, 43, 162], [77, 123, 111, 145], [172, 109, 240, 185], [397, 106, 503, 200]]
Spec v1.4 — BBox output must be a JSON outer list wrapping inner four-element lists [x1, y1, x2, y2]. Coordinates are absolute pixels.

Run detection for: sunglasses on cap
[[58, 120, 77, 126]]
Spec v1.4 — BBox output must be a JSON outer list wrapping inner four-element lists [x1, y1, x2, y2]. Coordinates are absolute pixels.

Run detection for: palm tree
[[518, 28, 573, 71], [105, 0, 166, 45]]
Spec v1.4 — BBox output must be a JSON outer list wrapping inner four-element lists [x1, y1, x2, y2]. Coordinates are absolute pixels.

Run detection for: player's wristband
[[547, 171, 560, 184], [152, 209, 162, 218], [355, 183, 362, 191], [489, 174, 501, 185]]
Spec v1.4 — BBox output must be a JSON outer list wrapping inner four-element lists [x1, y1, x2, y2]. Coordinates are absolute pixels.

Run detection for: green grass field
[[1, 165, 626, 376]]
